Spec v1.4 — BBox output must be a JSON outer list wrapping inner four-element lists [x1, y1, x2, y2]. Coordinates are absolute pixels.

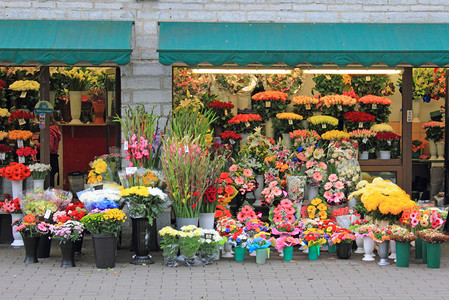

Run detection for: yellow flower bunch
[[321, 130, 350, 140], [370, 123, 394, 132], [0, 108, 10, 117], [320, 95, 357, 107], [142, 171, 158, 186], [305, 197, 329, 220], [102, 208, 127, 223], [8, 130, 33, 140], [9, 80, 40, 91], [87, 171, 102, 184], [158, 226, 180, 237], [292, 95, 319, 105], [175, 97, 204, 112], [307, 115, 339, 126], [276, 112, 303, 120], [120, 186, 150, 198], [91, 158, 107, 174], [0, 131, 8, 141]]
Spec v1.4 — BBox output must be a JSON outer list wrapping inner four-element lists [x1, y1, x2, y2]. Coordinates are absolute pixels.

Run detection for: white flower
[[148, 187, 168, 200], [28, 163, 51, 173], [79, 188, 121, 205]]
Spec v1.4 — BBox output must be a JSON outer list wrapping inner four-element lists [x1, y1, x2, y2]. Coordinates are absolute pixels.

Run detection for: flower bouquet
[[50, 220, 84, 244], [302, 197, 330, 220], [275, 236, 300, 260], [220, 130, 242, 145], [348, 219, 369, 233], [179, 225, 203, 266], [236, 202, 258, 225], [301, 228, 327, 257], [0, 108, 11, 129], [290, 129, 321, 148], [239, 128, 273, 174], [198, 229, 223, 265], [370, 123, 394, 133], [292, 95, 320, 119], [260, 179, 287, 207], [227, 164, 257, 195], [227, 113, 263, 134], [28, 163, 51, 180], [230, 227, 248, 247], [251, 91, 288, 121], [216, 217, 242, 237], [423, 121, 445, 142], [390, 227, 417, 243], [247, 236, 272, 257], [320, 130, 350, 142], [349, 129, 377, 154], [358, 95, 392, 123], [16, 146, 37, 164], [206, 100, 234, 129], [375, 132, 401, 155], [53, 201, 87, 223], [214, 205, 232, 220], [0, 197, 21, 213], [271, 220, 300, 236], [216, 172, 238, 206], [270, 199, 297, 224], [326, 140, 361, 191], [263, 69, 304, 96], [319, 95, 357, 118], [45, 188, 72, 210], [158, 226, 180, 267], [355, 224, 377, 238], [8, 80, 40, 110], [13, 214, 51, 239], [320, 173, 348, 205], [307, 115, 339, 135], [400, 209, 445, 231], [419, 229, 449, 244], [21, 189, 57, 219], [243, 219, 269, 238], [80, 208, 127, 237], [78, 187, 121, 209], [370, 227, 392, 243], [343, 111, 376, 132], [302, 158, 327, 187], [331, 229, 356, 244], [273, 112, 303, 134], [8, 130, 33, 144]]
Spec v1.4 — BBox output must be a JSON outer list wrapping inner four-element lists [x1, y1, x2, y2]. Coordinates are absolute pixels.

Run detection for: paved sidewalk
[[1, 237, 449, 300]]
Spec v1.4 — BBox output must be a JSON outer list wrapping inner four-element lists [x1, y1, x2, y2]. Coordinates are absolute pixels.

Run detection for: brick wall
[[1, 0, 448, 113]]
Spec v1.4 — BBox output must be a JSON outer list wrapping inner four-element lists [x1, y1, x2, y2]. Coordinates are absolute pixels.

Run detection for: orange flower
[[23, 215, 36, 223], [225, 185, 234, 195], [252, 91, 288, 101]]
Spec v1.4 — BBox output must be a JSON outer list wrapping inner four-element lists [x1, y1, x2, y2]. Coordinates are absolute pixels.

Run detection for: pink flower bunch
[[271, 199, 296, 224], [237, 204, 257, 225], [422, 121, 445, 128], [228, 164, 256, 194], [125, 133, 152, 167], [320, 95, 357, 107], [260, 180, 287, 206], [322, 173, 346, 205], [303, 160, 327, 184], [275, 236, 301, 252]]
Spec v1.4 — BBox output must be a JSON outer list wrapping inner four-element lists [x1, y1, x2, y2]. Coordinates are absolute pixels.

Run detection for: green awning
[[0, 20, 133, 65], [158, 22, 449, 67]]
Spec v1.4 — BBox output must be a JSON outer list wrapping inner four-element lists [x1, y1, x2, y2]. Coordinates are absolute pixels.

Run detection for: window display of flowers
[[50, 220, 84, 245], [227, 113, 263, 134], [370, 227, 392, 243], [263, 69, 304, 96], [0, 162, 31, 181], [215, 74, 257, 95], [12, 215, 51, 239], [273, 112, 303, 134], [358, 95, 392, 123], [319, 94, 357, 118], [251, 91, 288, 120], [0, 197, 21, 213], [16, 147, 37, 164], [290, 129, 321, 148], [172, 67, 211, 105], [260, 179, 287, 207], [307, 115, 339, 135], [28, 163, 51, 180], [80, 208, 127, 236], [430, 68, 446, 100], [302, 197, 329, 220], [270, 199, 297, 224], [292, 95, 320, 119], [216, 217, 242, 237], [349, 129, 377, 154], [423, 121, 445, 142], [236, 202, 258, 224], [343, 111, 376, 131], [320, 130, 350, 141], [206, 100, 234, 128], [158, 226, 180, 267]]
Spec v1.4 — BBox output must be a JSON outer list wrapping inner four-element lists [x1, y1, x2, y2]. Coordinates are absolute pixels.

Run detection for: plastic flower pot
[[308, 245, 319, 261], [283, 246, 293, 261], [327, 244, 336, 253], [415, 237, 423, 260], [92, 234, 117, 269], [395, 241, 410, 268], [234, 246, 246, 262], [336, 242, 352, 259], [427, 243, 442, 269], [255, 248, 267, 264], [23, 236, 39, 264], [422, 241, 428, 264]]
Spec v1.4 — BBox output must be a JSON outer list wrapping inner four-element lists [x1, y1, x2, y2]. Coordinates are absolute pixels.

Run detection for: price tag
[[39, 114, 46, 122], [17, 139, 24, 148], [358, 122, 363, 128], [265, 101, 271, 108], [224, 110, 228, 116], [288, 119, 293, 125], [184, 145, 189, 153], [123, 140, 129, 151], [126, 167, 137, 175], [387, 140, 392, 145], [18, 119, 26, 126], [337, 105, 342, 111], [245, 122, 250, 127], [362, 138, 368, 144], [20, 91, 27, 98], [366, 76, 371, 81], [305, 104, 311, 110], [229, 139, 235, 145], [44, 209, 52, 219], [18, 156, 25, 163], [372, 103, 377, 109], [322, 123, 327, 129], [0, 152, 5, 160], [325, 75, 331, 80]]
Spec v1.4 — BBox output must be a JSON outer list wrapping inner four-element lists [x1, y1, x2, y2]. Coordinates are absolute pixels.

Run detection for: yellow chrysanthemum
[[311, 198, 321, 206], [317, 203, 327, 211], [319, 211, 327, 219]]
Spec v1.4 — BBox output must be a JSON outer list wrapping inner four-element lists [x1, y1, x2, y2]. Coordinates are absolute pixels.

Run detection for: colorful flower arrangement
[[307, 115, 339, 135], [87, 157, 107, 184], [216, 217, 242, 237], [358, 95, 392, 123], [120, 186, 168, 224], [343, 111, 376, 131], [274, 112, 303, 134], [216, 172, 238, 206], [227, 113, 263, 134], [349, 129, 376, 153], [260, 179, 286, 207], [80, 208, 127, 237], [301, 228, 326, 248], [50, 220, 84, 244], [331, 229, 356, 244], [370, 227, 392, 243], [400, 209, 445, 231], [239, 128, 273, 174], [418, 229, 449, 244], [390, 227, 417, 243], [227, 164, 257, 195], [355, 224, 377, 238], [206, 100, 234, 128], [0, 197, 21, 213], [319, 94, 357, 117], [290, 129, 321, 147], [269, 199, 296, 224], [12, 214, 51, 238], [16, 147, 37, 164], [0, 162, 31, 181], [275, 236, 301, 252], [263, 69, 304, 96], [292, 95, 320, 119], [423, 121, 445, 142], [320, 173, 348, 205], [430, 68, 446, 100], [302, 197, 330, 220], [251, 91, 288, 120], [236, 202, 258, 224]]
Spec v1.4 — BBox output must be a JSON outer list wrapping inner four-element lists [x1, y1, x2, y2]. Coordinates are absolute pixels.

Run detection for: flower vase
[[130, 217, 154, 265], [11, 179, 23, 200], [255, 248, 267, 264], [422, 240, 428, 264], [60, 241, 76, 268], [176, 217, 199, 230], [253, 175, 264, 205], [281, 133, 291, 149], [222, 239, 234, 258], [92, 102, 106, 124], [377, 241, 390, 266], [415, 237, 423, 260], [336, 242, 352, 259], [378, 151, 391, 160], [283, 246, 294, 261], [33, 179, 45, 190], [306, 185, 319, 201], [412, 100, 421, 123], [68, 91, 83, 124], [308, 245, 319, 260], [355, 237, 364, 254], [427, 243, 442, 269], [37, 234, 52, 258], [359, 151, 369, 160], [436, 141, 444, 160], [234, 246, 246, 262], [429, 140, 437, 160], [265, 118, 274, 138], [198, 213, 215, 230], [23, 236, 39, 264], [92, 234, 117, 269], [11, 213, 24, 247], [362, 236, 375, 261], [396, 241, 410, 268], [388, 240, 396, 260]]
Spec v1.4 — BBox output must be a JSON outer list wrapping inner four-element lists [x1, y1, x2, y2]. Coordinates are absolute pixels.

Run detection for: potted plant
[[158, 226, 180, 267], [80, 208, 127, 269], [179, 225, 203, 266], [423, 121, 445, 160], [349, 129, 377, 160], [198, 229, 223, 265], [86, 86, 106, 124], [49, 220, 84, 268], [375, 132, 401, 159]]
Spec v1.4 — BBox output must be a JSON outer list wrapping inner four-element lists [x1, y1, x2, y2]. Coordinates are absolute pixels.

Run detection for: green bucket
[[396, 241, 410, 268], [235, 246, 245, 262], [255, 248, 267, 264], [283, 246, 293, 262], [427, 243, 442, 269], [422, 241, 428, 264], [415, 237, 423, 260], [308, 245, 319, 261], [328, 244, 336, 253]]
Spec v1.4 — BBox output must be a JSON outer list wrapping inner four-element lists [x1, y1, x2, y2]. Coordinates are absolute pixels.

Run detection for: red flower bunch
[[252, 91, 288, 101], [207, 100, 234, 110], [375, 132, 401, 141], [220, 130, 242, 140], [0, 79, 5, 91], [65, 201, 87, 221], [16, 147, 37, 157], [0, 162, 31, 181], [0, 198, 21, 213], [343, 111, 376, 123], [342, 90, 359, 101], [204, 186, 218, 203], [351, 219, 369, 226], [215, 204, 232, 220], [228, 113, 262, 124], [358, 95, 392, 105], [8, 110, 35, 122], [0, 144, 14, 153]]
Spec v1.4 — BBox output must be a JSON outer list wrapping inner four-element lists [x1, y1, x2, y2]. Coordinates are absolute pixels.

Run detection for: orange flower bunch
[[320, 95, 357, 107], [358, 95, 392, 105], [252, 91, 288, 101], [227, 113, 262, 124], [8, 130, 33, 140], [292, 95, 319, 105], [217, 172, 237, 206], [0, 162, 31, 181]]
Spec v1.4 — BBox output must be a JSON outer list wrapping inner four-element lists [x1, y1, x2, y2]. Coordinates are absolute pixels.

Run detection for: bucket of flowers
[[301, 228, 326, 260], [349, 129, 377, 159], [50, 220, 84, 268], [358, 95, 392, 123], [343, 111, 376, 132], [158, 226, 180, 267], [247, 235, 272, 264], [418, 229, 449, 269], [229, 228, 248, 262], [198, 229, 223, 265], [275, 236, 300, 262], [307, 115, 339, 135], [292, 95, 320, 120], [331, 228, 356, 259], [390, 227, 417, 268], [370, 227, 392, 266], [179, 225, 203, 266], [319, 94, 357, 119]]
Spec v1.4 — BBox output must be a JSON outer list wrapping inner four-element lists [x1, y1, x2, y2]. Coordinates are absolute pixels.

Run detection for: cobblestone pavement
[[1, 237, 449, 300]]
